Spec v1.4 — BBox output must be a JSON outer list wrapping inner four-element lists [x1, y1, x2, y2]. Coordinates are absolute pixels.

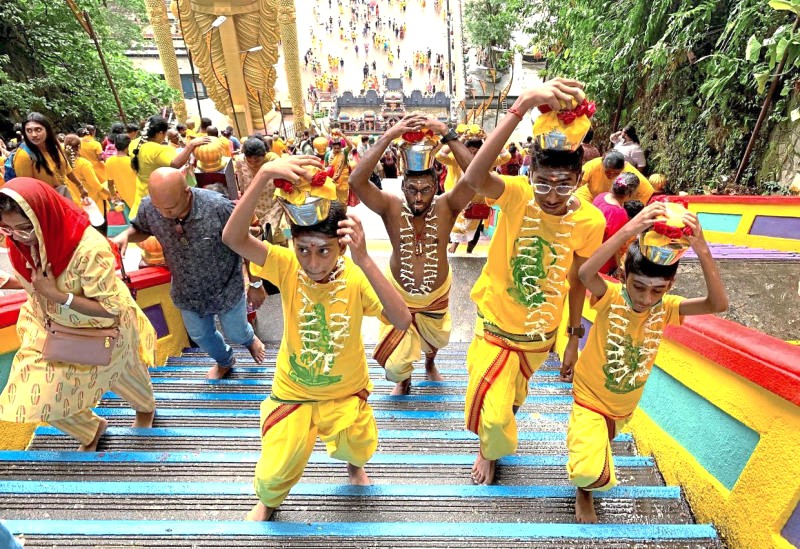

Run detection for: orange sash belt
[[373, 293, 450, 368], [261, 390, 370, 437], [465, 331, 537, 435], [261, 402, 302, 437]]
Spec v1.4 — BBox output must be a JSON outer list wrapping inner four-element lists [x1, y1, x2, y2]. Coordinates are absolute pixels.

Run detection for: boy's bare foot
[[424, 354, 444, 381], [207, 363, 233, 380], [391, 378, 411, 395], [247, 337, 266, 364], [347, 463, 371, 485], [392, 378, 411, 396], [471, 453, 496, 485], [575, 488, 598, 523], [245, 502, 274, 521], [448, 242, 458, 253], [78, 417, 108, 452], [133, 410, 155, 428]]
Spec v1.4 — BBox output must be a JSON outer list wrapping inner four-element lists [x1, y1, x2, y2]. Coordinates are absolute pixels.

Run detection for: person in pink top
[[592, 172, 639, 275]]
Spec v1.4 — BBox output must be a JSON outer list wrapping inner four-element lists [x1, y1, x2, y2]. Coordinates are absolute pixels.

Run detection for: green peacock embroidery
[[288, 303, 342, 387], [602, 334, 649, 394], [507, 235, 558, 307]]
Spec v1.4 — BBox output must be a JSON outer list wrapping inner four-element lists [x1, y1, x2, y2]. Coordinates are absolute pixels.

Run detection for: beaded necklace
[[602, 294, 666, 393], [398, 201, 438, 295]]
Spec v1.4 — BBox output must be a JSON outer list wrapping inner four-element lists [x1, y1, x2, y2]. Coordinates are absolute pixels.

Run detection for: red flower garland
[[652, 221, 693, 239], [274, 179, 295, 192], [311, 166, 334, 187], [401, 129, 434, 143], [538, 99, 597, 124]]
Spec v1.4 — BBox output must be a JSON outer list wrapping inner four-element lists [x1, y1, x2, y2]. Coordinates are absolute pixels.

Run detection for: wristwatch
[[248, 280, 263, 289], [566, 325, 585, 338], [440, 128, 458, 145]]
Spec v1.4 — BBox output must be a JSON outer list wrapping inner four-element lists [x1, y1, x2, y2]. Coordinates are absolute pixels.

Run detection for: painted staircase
[[2, 343, 722, 547]]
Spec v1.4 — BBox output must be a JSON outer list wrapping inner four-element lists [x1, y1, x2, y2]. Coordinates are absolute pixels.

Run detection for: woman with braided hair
[[63, 134, 112, 235], [129, 115, 209, 219]]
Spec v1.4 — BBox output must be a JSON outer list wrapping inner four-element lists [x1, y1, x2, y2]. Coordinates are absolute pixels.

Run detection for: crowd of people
[[302, 0, 452, 101], [0, 77, 728, 529]]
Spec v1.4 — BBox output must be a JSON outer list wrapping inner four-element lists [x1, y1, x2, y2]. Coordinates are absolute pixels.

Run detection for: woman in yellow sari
[[0, 178, 156, 451]]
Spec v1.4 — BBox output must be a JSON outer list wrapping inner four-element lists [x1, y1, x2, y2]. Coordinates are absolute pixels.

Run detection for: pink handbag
[[41, 319, 120, 366]]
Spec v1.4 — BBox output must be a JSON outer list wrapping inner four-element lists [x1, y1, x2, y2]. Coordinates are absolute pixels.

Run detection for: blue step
[[0, 450, 654, 468], [3, 519, 720, 541]]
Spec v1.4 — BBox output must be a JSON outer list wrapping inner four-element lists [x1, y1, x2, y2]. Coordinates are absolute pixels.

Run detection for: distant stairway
[[2, 343, 721, 548]]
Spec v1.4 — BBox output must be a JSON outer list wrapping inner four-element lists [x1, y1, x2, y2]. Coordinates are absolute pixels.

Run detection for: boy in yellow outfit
[[570, 200, 727, 523], [222, 155, 411, 522], [459, 78, 606, 485]]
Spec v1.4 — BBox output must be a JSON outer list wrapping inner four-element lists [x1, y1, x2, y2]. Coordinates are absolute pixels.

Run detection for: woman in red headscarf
[[0, 178, 156, 451]]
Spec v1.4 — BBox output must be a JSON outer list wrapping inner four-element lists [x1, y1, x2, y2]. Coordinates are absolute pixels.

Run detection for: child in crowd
[[569, 201, 728, 523], [593, 173, 639, 275], [222, 154, 411, 521]]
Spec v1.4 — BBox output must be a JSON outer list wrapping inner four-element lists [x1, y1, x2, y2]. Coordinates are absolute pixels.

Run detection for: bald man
[[112, 167, 266, 378]]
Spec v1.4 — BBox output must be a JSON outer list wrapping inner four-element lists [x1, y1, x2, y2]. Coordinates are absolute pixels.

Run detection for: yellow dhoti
[[566, 402, 630, 491], [253, 391, 377, 508], [372, 273, 451, 383], [464, 317, 553, 461]]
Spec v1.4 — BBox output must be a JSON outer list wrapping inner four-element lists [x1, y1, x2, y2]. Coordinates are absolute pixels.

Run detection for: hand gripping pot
[[399, 129, 438, 172], [273, 166, 337, 226], [638, 201, 693, 265]]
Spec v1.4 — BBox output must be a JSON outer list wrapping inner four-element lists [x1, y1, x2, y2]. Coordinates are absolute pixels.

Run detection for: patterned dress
[[0, 227, 156, 424]]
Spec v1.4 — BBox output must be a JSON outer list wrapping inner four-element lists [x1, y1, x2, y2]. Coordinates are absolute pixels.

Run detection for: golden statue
[[147, 0, 308, 135], [143, 0, 188, 122]]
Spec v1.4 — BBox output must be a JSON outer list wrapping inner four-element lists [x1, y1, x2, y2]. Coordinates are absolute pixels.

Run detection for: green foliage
[[525, 0, 799, 194], [463, 0, 533, 70], [0, 0, 178, 135]]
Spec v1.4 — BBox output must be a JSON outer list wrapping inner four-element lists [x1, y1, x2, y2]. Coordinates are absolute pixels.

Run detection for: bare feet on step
[[207, 363, 233, 380], [391, 378, 411, 395], [424, 354, 444, 381], [471, 453, 496, 485], [245, 502, 274, 521], [575, 488, 598, 523], [133, 410, 155, 428], [78, 417, 108, 452], [347, 463, 371, 485], [247, 337, 266, 364]]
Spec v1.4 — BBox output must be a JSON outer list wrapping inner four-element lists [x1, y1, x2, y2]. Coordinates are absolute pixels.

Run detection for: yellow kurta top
[[572, 282, 683, 419], [250, 245, 383, 402], [131, 141, 177, 219], [69, 157, 110, 209], [272, 139, 288, 156], [328, 152, 351, 190], [470, 176, 605, 337], [0, 227, 156, 423], [575, 157, 654, 204], [80, 136, 106, 181], [437, 149, 511, 192], [217, 136, 233, 156], [12, 146, 72, 188], [105, 155, 137, 208]]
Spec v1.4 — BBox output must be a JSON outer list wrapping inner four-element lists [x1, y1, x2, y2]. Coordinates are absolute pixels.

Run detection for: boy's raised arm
[[222, 155, 323, 267], [677, 214, 729, 316], [349, 114, 424, 215], [460, 78, 585, 200], [338, 213, 411, 330], [578, 202, 668, 298]]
